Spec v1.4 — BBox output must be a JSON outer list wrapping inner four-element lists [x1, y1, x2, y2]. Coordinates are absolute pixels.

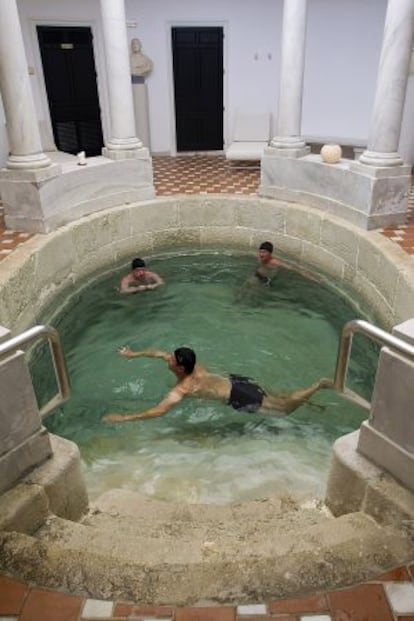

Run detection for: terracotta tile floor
[[1, 565, 414, 620], [1, 156, 414, 618]]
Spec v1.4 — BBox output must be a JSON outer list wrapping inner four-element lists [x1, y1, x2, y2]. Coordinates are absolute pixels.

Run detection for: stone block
[[0, 483, 49, 534], [130, 201, 178, 234], [200, 226, 251, 248], [0, 427, 52, 495], [260, 152, 411, 229], [369, 348, 414, 452], [25, 434, 88, 521], [236, 199, 286, 232], [0, 351, 42, 456], [320, 218, 359, 268], [358, 421, 414, 494], [1, 158, 155, 233], [285, 206, 321, 244]]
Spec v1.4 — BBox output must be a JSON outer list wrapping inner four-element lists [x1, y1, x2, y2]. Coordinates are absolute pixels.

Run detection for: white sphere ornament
[[320, 143, 342, 164]]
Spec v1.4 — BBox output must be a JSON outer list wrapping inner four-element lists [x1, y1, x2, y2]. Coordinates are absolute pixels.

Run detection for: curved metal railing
[[334, 319, 414, 410], [0, 324, 71, 418]]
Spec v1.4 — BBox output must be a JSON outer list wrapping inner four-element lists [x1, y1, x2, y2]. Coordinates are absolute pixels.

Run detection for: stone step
[[36, 490, 330, 563], [0, 508, 411, 605], [82, 488, 331, 545], [8, 488, 408, 605]]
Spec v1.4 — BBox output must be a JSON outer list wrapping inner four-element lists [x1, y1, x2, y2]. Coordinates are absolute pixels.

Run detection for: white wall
[[125, 0, 283, 152], [303, 0, 386, 141], [2, 0, 411, 165]]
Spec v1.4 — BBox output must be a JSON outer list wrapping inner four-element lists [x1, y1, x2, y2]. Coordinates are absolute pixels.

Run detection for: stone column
[[100, 0, 145, 159], [268, 0, 309, 157], [359, 0, 414, 167], [0, 0, 51, 170]]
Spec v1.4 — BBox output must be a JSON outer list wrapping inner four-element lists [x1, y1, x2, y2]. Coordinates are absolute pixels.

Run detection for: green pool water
[[34, 252, 378, 504]]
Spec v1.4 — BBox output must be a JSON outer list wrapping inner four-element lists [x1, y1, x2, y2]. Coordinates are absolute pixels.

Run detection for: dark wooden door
[[37, 26, 104, 156], [172, 27, 223, 152]]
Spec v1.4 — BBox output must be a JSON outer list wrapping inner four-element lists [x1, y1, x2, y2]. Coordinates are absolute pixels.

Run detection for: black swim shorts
[[228, 374, 267, 412], [255, 270, 272, 286]]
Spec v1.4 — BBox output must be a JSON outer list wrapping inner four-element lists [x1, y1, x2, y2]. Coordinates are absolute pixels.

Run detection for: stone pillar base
[[0, 155, 155, 233], [326, 430, 414, 525], [102, 146, 149, 161], [260, 151, 411, 229], [265, 144, 310, 159], [0, 434, 89, 533]]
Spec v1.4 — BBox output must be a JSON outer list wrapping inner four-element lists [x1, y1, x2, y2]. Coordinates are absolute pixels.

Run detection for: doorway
[[172, 26, 223, 152], [37, 26, 104, 156]]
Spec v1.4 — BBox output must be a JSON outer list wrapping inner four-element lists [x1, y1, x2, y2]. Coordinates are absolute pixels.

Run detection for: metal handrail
[[0, 324, 71, 418], [334, 319, 414, 410]]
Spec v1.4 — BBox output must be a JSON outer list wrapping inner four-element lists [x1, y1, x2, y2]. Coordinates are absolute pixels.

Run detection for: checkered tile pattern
[[0, 208, 34, 261], [153, 154, 260, 196], [380, 195, 414, 256], [1, 564, 414, 620]]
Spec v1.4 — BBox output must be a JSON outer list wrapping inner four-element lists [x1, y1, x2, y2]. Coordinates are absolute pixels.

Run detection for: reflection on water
[[32, 253, 378, 503]]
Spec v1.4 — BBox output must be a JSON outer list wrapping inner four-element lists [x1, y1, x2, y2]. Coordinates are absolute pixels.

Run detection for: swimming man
[[120, 258, 164, 294], [102, 346, 332, 423]]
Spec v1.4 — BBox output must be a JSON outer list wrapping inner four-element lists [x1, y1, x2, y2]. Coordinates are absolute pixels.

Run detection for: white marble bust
[[130, 38, 153, 77]]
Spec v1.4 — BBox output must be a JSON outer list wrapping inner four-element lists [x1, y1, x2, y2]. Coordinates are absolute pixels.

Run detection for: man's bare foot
[[318, 378, 334, 389]]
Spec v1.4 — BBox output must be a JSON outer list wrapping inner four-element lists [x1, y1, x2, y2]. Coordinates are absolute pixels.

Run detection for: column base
[[326, 430, 414, 525], [260, 151, 411, 229], [6, 152, 53, 170], [358, 149, 405, 167], [0, 154, 154, 233], [103, 136, 150, 161], [102, 145, 150, 161], [266, 139, 310, 159]]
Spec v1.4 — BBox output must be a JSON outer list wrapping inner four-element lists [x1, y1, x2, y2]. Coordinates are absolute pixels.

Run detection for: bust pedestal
[[132, 75, 150, 150]]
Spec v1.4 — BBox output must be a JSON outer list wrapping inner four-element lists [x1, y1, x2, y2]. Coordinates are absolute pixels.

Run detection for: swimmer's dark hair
[[259, 241, 274, 253], [132, 257, 146, 270], [174, 347, 196, 375]]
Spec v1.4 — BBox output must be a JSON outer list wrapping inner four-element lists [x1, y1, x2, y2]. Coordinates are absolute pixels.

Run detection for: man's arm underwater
[[102, 389, 183, 423]]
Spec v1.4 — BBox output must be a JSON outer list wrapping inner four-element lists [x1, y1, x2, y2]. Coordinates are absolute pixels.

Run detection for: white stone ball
[[320, 143, 342, 164]]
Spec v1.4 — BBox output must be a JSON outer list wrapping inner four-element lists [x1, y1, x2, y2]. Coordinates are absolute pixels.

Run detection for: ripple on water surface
[[33, 253, 378, 503]]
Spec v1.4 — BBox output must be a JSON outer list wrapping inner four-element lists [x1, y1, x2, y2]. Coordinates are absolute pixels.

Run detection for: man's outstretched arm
[[118, 346, 169, 361], [102, 389, 183, 423]]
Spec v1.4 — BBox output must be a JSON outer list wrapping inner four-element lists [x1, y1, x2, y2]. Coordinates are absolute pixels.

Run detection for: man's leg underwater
[[262, 378, 333, 415]]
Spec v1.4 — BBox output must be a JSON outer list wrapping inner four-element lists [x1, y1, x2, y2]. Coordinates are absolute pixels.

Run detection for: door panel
[[37, 26, 104, 156], [172, 27, 223, 152]]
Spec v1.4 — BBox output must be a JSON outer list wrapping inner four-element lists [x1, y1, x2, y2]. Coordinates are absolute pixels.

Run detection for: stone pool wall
[[0, 195, 413, 335]]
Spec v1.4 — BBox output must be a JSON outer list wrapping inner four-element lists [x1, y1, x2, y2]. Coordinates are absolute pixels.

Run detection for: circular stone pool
[[33, 252, 377, 503]]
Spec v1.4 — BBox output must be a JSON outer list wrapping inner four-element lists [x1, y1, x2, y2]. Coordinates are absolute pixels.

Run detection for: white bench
[[225, 112, 270, 163]]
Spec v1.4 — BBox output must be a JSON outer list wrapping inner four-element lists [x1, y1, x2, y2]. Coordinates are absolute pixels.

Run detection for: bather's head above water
[[172, 347, 197, 375]]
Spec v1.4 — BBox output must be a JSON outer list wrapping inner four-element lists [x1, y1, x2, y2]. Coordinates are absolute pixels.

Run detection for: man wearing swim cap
[[103, 346, 332, 423], [255, 241, 283, 286], [120, 257, 164, 294]]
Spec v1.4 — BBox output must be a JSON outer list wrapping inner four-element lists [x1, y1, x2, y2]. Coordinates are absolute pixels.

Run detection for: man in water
[[255, 241, 317, 285], [103, 346, 332, 423], [120, 258, 164, 294], [255, 241, 284, 286]]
